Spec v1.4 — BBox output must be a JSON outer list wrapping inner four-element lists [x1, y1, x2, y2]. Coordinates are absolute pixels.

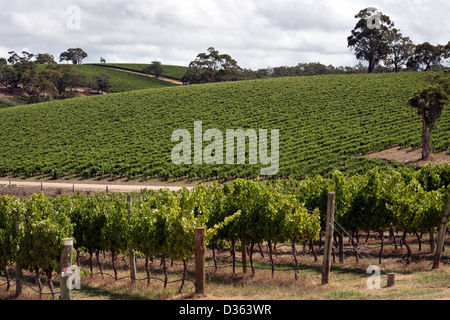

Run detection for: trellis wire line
[[0, 271, 206, 298], [0, 277, 60, 296], [307, 208, 393, 273], [88, 271, 206, 296], [331, 220, 391, 275], [125, 256, 321, 274]]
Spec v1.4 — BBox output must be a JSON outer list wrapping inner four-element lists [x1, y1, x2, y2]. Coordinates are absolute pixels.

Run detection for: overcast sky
[[1, 0, 449, 70]]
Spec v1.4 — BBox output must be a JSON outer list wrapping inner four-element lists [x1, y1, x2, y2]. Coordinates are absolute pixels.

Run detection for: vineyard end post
[[127, 194, 137, 282], [60, 238, 73, 300], [433, 194, 450, 269], [195, 227, 206, 294], [322, 192, 335, 285], [15, 207, 22, 296]]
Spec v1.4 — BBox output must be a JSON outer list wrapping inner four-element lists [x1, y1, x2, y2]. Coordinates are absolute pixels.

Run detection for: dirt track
[[363, 145, 450, 166], [0, 180, 191, 193], [103, 66, 184, 85]]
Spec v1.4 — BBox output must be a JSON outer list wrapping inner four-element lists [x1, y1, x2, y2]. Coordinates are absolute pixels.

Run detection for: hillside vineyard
[[0, 72, 448, 181]]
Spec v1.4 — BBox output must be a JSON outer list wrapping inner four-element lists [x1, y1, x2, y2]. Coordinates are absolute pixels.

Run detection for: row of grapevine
[[0, 182, 321, 292], [1, 164, 449, 294], [0, 193, 73, 296], [276, 164, 450, 264]]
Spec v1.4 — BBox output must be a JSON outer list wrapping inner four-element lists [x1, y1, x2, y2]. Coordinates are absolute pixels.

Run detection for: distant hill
[[0, 71, 448, 181], [0, 63, 181, 108], [70, 64, 179, 92], [93, 63, 188, 81]]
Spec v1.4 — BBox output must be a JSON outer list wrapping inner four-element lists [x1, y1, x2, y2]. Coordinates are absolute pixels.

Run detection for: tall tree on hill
[[0, 65, 19, 92], [347, 8, 395, 73], [182, 47, 242, 84], [45, 64, 86, 95], [7, 51, 20, 65], [7, 51, 34, 65], [408, 75, 450, 161], [35, 53, 57, 65], [20, 68, 59, 102], [385, 28, 414, 72], [412, 42, 444, 71], [142, 61, 165, 78], [59, 48, 88, 65], [442, 42, 450, 66], [91, 73, 111, 93]]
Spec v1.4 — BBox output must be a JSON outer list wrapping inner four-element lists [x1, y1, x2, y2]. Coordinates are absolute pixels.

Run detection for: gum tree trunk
[[422, 117, 431, 161]]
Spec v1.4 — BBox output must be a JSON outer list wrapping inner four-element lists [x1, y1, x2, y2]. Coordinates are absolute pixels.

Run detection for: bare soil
[[0, 176, 198, 197], [362, 145, 450, 166]]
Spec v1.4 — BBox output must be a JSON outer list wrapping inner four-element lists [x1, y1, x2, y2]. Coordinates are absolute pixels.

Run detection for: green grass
[[69, 64, 178, 92], [0, 71, 448, 181], [94, 63, 188, 80]]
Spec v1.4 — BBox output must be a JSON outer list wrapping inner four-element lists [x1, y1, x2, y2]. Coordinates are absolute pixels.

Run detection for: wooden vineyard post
[[322, 192, 335, 285], [15, 208, 22, 297], [433, 194, 450, 269], [429, 232, 435, 253], [242, 242, 247, 274], [60, 238, 73, 300], [127, 195, 137, 282], [195, 227, 206, 294], [425, 171, 436, 253], [338, 234, 344, 263]]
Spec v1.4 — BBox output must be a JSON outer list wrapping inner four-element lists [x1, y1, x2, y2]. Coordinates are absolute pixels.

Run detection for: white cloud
[[0, 0, 448, 69]]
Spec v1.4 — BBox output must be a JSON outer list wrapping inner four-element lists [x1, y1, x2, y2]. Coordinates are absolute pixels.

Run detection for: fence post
[[127, 195, 137, 282], [15, 209, 22, 297], [433, 194, 450, 269], [242, 242, 247, 274], [60, 238, 73, 300], [322, 192, 335, 285], [425, 171, 436, 253], [338, 234, 344, 263], [195, 227, 206, 294]]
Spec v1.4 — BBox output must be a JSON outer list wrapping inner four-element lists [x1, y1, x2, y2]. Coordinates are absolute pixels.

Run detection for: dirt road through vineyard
[[102, 66, 184, 85], [0, 180, 192, 193]]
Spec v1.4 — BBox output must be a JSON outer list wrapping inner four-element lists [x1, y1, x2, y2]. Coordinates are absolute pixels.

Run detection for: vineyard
[[0, 164, 449, 299], [1, 71, 450, 181]]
